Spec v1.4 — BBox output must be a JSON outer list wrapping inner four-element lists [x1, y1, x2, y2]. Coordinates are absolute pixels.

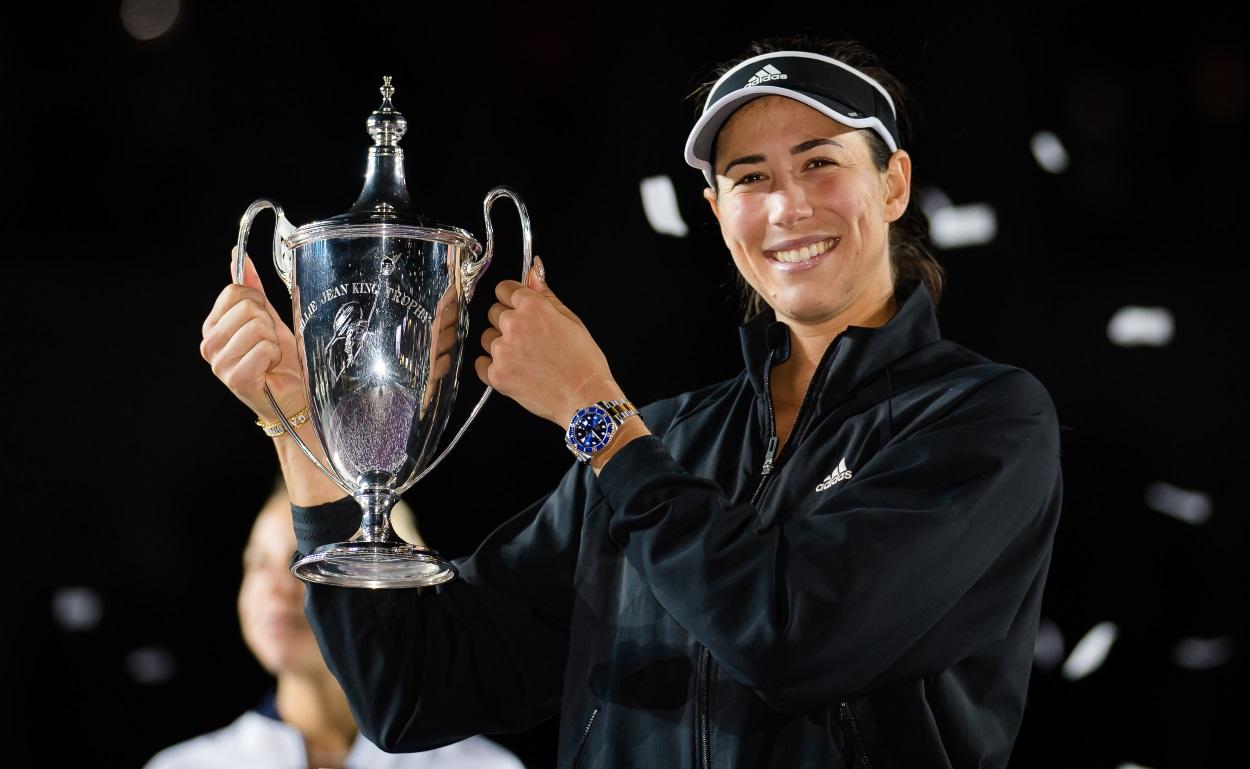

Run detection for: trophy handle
[[407, 186, 532, 488], [235, 199, 354, 496]]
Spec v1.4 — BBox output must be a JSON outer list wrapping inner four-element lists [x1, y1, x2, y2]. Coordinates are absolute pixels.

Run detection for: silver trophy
[[234, 77, 531, 589]]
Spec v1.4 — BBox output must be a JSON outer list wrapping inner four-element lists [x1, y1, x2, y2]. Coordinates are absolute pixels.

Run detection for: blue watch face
[[569, 407, 614, 453]]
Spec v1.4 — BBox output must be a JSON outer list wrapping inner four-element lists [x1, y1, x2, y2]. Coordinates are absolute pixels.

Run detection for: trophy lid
[[298, 76, 474, 246]]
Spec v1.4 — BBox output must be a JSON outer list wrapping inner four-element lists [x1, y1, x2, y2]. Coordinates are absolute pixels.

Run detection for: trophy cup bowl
[[233, 77, 530, 588]]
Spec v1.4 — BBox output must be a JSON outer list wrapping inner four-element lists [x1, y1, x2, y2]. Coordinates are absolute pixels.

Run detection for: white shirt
[[144, 710, 526, 769]]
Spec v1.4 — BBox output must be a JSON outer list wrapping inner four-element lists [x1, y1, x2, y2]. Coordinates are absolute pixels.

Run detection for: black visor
[[686, 51, 901, 186]]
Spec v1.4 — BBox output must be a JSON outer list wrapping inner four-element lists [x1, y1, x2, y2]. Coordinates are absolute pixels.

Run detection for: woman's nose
[[766, 179, 813, 226]]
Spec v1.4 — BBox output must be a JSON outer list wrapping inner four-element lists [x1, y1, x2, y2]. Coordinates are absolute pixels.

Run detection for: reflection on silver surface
[[233, 77, 531, 588]]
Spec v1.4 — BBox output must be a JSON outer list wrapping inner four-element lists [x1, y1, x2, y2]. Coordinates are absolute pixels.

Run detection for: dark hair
[[692, 35, 944, 319]]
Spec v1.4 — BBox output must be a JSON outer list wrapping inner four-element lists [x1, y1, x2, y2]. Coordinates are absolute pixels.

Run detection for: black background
[[2, 1, 1247, 766]]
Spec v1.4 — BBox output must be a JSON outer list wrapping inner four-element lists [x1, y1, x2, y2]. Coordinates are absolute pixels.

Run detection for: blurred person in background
[[144, 479, 524, 769]]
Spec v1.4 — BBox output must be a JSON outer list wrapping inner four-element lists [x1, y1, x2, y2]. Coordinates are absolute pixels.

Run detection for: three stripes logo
[[815, 458, 853, 492], [747, 64, 788, 86]]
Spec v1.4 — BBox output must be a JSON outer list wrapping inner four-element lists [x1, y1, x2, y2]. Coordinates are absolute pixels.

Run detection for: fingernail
[[534, 255, 546, 282]]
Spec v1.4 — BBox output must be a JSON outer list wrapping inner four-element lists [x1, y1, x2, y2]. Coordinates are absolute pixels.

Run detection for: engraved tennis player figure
[[326, 250, 398, 383]]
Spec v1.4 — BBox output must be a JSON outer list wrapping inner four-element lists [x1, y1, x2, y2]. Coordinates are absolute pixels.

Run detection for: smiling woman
[[204, 34, 1064, 769], [691, 37, 943, 322], [703, 97, 904, 332]]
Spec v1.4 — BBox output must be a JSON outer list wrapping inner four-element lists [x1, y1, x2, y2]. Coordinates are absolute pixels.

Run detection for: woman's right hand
[[200, 248, 305, 422]]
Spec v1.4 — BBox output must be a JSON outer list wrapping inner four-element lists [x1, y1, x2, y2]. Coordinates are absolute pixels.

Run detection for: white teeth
[[771, 237, 837, 263]]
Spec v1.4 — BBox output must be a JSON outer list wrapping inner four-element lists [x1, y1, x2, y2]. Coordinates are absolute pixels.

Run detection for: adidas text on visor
[[685, 51, 901, 187]]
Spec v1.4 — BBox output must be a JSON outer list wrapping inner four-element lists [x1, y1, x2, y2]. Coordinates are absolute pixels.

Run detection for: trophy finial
[[380, 76, 395, 109], [366, 75, 407, 149]]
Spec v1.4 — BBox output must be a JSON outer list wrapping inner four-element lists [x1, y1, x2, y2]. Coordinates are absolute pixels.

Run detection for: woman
[[201, 37, 1062, 768]]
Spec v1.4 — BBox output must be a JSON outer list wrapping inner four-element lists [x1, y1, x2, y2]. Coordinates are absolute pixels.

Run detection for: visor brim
[[684, 87, 899, 187]]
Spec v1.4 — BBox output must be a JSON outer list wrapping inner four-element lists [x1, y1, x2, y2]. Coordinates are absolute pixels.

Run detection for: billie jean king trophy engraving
[[234, 77, 532, 588]]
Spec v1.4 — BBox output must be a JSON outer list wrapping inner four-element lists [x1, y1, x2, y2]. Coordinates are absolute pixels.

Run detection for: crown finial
[[366, 75, 406, 149]]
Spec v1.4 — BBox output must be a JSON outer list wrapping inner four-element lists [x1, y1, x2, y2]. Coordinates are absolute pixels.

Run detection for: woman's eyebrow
[[791, 138, 844, 155], [722, 138, 846, 175], [722, 153, 765, 175]]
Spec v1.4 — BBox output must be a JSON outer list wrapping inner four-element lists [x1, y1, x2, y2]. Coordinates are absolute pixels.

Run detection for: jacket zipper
[[750, 346, 822, 507], [749, 355, 781, 506], [570, 706, 600, 769], [697, 646, 713, 769], [692, 346, 829, 769], [838, 701, 874, 768]]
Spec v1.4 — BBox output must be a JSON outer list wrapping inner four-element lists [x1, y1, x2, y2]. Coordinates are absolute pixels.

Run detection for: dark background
[[2, 1, 1246, 766]]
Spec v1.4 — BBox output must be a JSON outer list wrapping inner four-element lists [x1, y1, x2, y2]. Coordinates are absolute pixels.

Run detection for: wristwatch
[[564, 398, 639, 464]]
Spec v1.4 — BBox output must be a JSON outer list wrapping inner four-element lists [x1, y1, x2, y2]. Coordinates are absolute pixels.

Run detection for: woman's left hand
[[475, 256, 625, 428]]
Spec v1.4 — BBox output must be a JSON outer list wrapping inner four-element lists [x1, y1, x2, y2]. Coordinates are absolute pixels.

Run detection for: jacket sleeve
[[596, 369, 1062, 715], [297, 462, 590, 752]]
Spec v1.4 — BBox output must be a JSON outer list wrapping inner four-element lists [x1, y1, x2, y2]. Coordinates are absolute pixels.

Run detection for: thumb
[[231, 247, 287, 331], [231, 247, 268, 299], [527, 255, 576, 319], [525, 254, 547, 292]]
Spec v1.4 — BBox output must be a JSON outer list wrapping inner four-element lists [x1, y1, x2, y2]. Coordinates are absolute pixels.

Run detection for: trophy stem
[[356, 488, 398, 542]]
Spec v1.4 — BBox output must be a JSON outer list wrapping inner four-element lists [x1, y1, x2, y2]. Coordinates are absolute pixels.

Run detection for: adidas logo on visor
[[746, 64, 787, 86]]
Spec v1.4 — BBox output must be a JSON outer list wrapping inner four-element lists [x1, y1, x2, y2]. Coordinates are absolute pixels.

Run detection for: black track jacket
[[294, 278, 1063, 768]]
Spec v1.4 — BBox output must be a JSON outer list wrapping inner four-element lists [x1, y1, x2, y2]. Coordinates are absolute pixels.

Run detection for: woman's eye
[[806, 157, 837, 170], [735, 172, 765, 186]]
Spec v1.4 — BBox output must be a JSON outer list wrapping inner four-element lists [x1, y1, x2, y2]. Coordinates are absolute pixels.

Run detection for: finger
[[243, 253, 265, 295], [435, 304, 459, 334], [486, 302, 511, 330], [234, 253, 298, 348], [480, 327, 501, 353], [505, 285, 544, 312], [216, 315, 280, 373], [525, 255, 578, 322], [229, 246, 243, 282], [435, 281, 459, 314], [430, 353, 451, 383], [494, 279, 526, 307], [204, 295, 274, 349], [473, 355, 492, 386], [232, 250, 288, 329], [436, 324, 457, 356], [203, 284, 268, 336], [216, 336, 281, 394], [202, 300, 271, 363], [229, 248, 264, 292], [525, 255, 546, 291]]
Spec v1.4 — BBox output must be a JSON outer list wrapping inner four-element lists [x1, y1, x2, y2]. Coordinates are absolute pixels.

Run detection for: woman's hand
[[202, 248, 343, 505], [200, 248, 306, 422], [475, 257, 624, 428]]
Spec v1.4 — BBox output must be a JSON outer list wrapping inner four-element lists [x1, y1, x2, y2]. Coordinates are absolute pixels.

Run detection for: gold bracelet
[[255, 405, 311, 437]]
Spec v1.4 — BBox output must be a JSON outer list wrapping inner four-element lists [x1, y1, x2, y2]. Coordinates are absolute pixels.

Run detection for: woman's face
[[238, 499, 324, 678], [704, 96, 911, 328]]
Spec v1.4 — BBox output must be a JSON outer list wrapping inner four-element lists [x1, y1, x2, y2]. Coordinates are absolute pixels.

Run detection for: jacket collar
[[738, 279, 941, 402]]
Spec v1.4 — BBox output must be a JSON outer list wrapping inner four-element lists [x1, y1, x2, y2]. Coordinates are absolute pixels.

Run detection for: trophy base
[[292, 541, 457, 589]]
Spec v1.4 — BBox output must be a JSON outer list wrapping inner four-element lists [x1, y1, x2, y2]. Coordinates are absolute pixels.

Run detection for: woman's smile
[[766, 235, 842, 269]]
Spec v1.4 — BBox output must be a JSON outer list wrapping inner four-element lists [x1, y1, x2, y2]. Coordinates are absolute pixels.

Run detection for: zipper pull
[[761, 436, 778, 476]]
